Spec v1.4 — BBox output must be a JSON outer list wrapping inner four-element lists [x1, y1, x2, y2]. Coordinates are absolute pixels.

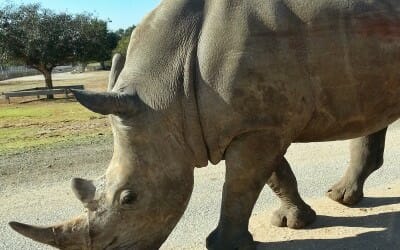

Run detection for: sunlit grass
[[0, 101, 103, 123], [0, 101, 111, 155]]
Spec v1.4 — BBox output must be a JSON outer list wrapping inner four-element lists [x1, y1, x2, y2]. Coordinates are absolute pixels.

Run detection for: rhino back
[[197, 0, 400, 162]]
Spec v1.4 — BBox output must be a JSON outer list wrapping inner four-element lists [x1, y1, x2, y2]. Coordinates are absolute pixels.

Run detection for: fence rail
[[2, 85, 84, 103]]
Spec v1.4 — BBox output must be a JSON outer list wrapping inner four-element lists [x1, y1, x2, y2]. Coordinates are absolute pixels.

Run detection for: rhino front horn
[[9, 215, 89, 249], [71, 89, 141, 115], [9, 221, 57, 246]]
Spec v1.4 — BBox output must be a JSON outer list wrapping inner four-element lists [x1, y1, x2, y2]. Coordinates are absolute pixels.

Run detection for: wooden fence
[[2, 85, 84, 103]]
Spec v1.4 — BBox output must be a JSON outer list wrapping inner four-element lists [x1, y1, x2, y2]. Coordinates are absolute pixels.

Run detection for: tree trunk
[[100, 61, 106, 70], [30, 64, 55, 99], [43, 69, 54, 99], [80, 63, 87, 73]]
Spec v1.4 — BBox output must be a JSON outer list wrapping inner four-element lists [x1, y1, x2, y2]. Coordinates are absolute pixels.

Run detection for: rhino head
[[9, 54, 201, 249]]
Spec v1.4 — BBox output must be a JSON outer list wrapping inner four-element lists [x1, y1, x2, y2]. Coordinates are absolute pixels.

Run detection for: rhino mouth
[[105, 240, 144, 250], [104, 236, 119, 249]]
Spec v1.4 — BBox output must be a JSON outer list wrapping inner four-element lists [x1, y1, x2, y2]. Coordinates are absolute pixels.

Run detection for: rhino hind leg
[[327, 127, 387, 205], [206, 132, 287, 250], [267, 158, 316, 229]]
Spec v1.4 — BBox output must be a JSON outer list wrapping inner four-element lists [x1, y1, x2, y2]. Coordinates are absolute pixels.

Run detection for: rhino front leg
[[267, 158, 316, 229], [327, 127, 387, 205], [206, 132, 287, 250]]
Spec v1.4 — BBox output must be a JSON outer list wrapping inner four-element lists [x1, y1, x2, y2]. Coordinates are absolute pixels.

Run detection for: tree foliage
[[73, 14, 117, 67], [1, 4, 76, 73], [0, 3, 118, 97], [113, 25, 136, 56]]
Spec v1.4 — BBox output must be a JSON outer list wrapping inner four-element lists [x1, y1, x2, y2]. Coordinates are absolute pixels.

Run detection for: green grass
[[0, 101, 102, 122], [0, 131, 111, 155], [0, 101, 111, 155]]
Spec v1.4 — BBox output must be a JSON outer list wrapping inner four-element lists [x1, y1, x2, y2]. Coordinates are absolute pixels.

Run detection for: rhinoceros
[[9, 0, 400, 249]]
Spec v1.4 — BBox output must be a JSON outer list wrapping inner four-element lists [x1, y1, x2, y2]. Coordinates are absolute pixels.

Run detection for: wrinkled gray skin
[[9, 0, 400, 249]]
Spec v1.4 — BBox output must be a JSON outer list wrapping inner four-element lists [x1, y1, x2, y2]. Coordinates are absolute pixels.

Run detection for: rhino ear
[[71, 89, 140, 115], [71, 178, 96, 204]]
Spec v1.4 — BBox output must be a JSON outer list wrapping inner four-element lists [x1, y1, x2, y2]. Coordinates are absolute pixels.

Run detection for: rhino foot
[[326, 181, 364, 205], [271, 204, 316, 229], [206, 228, 256, 250]]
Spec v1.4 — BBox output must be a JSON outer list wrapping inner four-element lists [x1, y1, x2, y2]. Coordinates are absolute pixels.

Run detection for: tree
[[0, 4, 14, 67], [100, 31, 119, 69], [0, 4, 77, 98], [113, 25, 136, 56], [72, 15, 121, 71], [0, 4, 116, 98]]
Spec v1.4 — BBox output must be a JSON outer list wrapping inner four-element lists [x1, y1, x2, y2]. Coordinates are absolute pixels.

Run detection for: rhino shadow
[[350, 196, 400, 208], [256, 210, 400, 250]]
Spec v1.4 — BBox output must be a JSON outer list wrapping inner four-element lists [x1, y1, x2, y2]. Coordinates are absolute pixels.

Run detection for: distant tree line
[[0, 3, 135, 98]]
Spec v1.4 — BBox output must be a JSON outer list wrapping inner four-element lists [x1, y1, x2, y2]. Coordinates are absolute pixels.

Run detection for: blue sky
[[10, 0, 161, 30]]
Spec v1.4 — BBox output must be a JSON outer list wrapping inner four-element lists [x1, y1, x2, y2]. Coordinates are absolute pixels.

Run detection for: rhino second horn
[[71, 177, 96, 204], [108, 53, 126, 91], [9, 221, 57, 246], [71, 89, 140, 115]]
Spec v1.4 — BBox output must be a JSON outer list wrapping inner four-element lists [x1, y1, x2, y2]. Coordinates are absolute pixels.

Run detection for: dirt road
[[1, 122, 400, 249]]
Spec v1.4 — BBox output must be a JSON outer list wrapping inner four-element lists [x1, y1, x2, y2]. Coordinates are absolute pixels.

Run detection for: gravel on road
[[1, 122, 400, 249]]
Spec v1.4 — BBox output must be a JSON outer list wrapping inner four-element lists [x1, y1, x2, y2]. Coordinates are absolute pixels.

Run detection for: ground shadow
[[350, 196, 400, 208], [256, 196, 400, 249], [257, 229, 400, 250], [307, 211, 400, 229]]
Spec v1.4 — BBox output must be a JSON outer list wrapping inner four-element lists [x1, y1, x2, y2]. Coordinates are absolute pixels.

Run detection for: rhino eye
[[120, 190, 138, 206]]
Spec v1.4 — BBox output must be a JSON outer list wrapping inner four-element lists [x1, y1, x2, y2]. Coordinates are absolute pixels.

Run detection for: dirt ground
[[2, 142, 399, 249], [2, 143, 400, 250], [250, 181, 400, 249]]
